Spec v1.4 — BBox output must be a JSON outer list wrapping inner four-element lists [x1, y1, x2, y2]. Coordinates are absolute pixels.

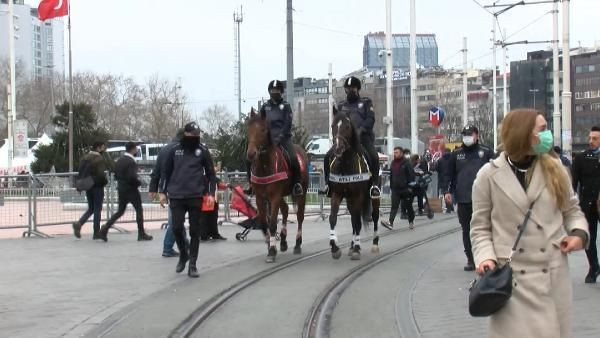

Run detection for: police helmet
[[268, 80, 285, 93], [343, 76, 361, 90]]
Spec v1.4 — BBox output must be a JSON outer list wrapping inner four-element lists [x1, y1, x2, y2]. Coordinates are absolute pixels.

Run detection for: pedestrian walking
[[443, 125, 494, 271], [98, 142, 152, 242], [381, 147, 416, 230], [72, 140, 113, 239], [149, 129, 188, 257], [412, 154, 428, 215], [571, 125, 600, 283], [200, 163, 227, 241], [159, 122, 217, 278], [435, 148, 454, 213], [471, 109, 588, 338]]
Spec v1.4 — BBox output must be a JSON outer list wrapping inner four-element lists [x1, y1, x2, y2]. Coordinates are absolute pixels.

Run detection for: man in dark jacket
[[97, 142, 153, 242], [443, 125, 494, 271], [149, 129, 187, 257], [572, 125, 600, 283], [320, 76, 380, 199], [160, 122, 217, 278], [381, 147, 416, 230], [72, 141, 113, 239]]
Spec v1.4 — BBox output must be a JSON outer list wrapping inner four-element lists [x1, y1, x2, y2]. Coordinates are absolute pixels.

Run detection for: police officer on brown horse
[[245, 80, 303, 197], [320, 76, 381, 199]]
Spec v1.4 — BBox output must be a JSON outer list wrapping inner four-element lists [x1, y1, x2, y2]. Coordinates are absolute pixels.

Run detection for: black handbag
[[468, 201, 535, 317]]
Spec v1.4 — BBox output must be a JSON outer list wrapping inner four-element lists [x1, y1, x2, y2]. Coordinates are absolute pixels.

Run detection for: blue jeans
[[163, 208, 188, 253], [78, 186, 104, 235]]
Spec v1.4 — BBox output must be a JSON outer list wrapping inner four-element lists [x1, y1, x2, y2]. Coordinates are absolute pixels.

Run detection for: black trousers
[[105, 188, 144, 230], [582, 202, 599, 272], [170, 198, 203, 262], [199, 207, 220, 239], [414, 186, 428, 211], [389, 188, 415, 224], [457, 202, 474, 262]]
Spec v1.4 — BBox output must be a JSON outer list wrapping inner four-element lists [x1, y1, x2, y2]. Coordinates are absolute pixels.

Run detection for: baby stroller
[[228, 185, 274, 241], [415, 173, 434, 220]]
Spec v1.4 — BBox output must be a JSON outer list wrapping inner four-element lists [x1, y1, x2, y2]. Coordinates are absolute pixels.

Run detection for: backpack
[[75, 158, 95, 192]]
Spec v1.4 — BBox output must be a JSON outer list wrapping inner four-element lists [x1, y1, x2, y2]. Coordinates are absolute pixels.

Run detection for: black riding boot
[[188, 237, 200, 278]]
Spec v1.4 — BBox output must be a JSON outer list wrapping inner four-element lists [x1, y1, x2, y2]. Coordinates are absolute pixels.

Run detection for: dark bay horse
[[328, 109, 380, 260], [246, 109, 308, 263]]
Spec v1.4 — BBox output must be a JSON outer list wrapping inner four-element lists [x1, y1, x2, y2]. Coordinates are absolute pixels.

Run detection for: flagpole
[[67, 0, 74, 172]]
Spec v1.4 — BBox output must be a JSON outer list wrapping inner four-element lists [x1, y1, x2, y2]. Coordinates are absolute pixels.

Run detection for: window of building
[[576, 66, 582, 73], [589, 65, 596, 72]]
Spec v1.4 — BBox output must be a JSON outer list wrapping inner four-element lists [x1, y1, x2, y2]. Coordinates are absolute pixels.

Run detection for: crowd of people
[[67, 76, 599, 337]]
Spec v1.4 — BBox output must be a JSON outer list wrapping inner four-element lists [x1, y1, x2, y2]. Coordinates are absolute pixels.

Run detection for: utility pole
[[552, 1, 560, 146], [385, 0, 394, 158], [7, 0, 16, 172], [328, 63, 333, 143], [67, 0, 74, 172], [233, 6, 243, 120], [286, 0, 294, 104], [502, 29, 508, 119], [561, 0, 572, 157], [529, 88, 539, 109], [410, 0, 418, 155], [492, 18, 498, 151], [462, 37, 468, 126]]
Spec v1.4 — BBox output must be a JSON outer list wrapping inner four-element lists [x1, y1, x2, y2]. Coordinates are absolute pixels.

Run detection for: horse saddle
[[328, 153, 371, 184]]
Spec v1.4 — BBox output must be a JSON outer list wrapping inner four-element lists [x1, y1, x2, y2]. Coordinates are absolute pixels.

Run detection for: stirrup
[[370, 186, 381, 199], [293, 183, 303, 196], [318, 185, 329, 196]]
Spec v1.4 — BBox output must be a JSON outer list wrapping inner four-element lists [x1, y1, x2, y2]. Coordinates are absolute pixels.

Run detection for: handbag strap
[[509, 201, 536, 261]]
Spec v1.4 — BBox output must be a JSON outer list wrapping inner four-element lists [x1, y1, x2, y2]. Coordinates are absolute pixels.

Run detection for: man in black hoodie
[[160, 122, 216, 278], [443, 125, 493, 271], [99, 142, 153, 242], [381, 147, 416, 230]]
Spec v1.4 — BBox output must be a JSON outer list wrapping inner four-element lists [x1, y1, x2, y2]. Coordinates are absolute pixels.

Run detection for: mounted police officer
[[443, 125, 493, 271], [245, 80, 303, 197], [320, 76, 381, 199]]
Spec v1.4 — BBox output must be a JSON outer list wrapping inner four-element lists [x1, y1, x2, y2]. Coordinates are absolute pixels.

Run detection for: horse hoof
[[280, 241, 288, 252], [371, 245, 380, 254], [351, 251, 361, 260], [332, 249, 342, 260], [293, 246, 301, 255]]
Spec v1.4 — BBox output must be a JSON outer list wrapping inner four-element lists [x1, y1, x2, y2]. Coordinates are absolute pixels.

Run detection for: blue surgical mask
[[533, 130, 553, 154]]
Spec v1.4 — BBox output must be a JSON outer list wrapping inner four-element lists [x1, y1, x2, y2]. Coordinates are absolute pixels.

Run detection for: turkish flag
[[38, 0, 69, 21]]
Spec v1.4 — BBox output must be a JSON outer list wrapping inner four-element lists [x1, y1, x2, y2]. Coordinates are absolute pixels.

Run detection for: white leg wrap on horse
[[270, 236, 276, 247], [353, 235, 361, 246], [329, 229, 338, 242]]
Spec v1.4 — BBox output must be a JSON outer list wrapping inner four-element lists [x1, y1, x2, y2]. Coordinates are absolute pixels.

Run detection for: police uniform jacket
[[571, 149, 600, 207], [337, 97, 375, 143], [160, 143, 216, 200], [260, 99, 292, 145], [471, 153, 588, 338], [443, 143, 493, 204], [149, 141, 178, 193]]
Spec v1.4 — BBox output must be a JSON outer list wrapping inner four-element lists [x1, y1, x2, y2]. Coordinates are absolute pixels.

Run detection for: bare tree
[[200, 104, 235, 136], [144, 74, 190, 141]]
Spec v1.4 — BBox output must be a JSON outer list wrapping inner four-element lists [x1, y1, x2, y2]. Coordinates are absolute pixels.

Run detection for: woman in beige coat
[[471, 109, 589, 338]]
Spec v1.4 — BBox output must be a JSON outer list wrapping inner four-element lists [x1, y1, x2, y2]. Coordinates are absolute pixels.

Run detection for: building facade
[[363, 32, 438, 71], [0, 0, 65, 78]]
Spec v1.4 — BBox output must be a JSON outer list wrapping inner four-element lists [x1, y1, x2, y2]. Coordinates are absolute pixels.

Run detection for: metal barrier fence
[[0, 170, 439, 238]]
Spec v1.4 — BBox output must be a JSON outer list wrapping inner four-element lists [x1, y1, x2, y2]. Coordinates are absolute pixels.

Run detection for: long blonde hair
[[501, 109, 571, 208]]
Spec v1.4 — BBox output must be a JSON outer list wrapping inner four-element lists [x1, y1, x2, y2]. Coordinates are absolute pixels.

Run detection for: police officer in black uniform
[[443, 125, 493, 271], [159, 122, 216, 278], [320, 76, 381, 199], [572, 125, 600, 283], [245, 80, 303, 197]]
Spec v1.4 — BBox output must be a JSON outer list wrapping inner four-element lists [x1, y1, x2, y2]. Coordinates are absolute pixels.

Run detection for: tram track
[[167, 216, 456, 338]]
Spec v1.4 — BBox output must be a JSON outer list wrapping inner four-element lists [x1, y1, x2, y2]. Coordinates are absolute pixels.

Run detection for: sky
[[25, 0, 600, 122]]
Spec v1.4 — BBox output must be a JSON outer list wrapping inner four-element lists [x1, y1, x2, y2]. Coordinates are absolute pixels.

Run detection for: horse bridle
[[334, 117, 351, 156]]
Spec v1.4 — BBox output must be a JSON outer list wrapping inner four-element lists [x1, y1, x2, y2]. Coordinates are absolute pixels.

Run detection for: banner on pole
[[14, 119, 28, 158]]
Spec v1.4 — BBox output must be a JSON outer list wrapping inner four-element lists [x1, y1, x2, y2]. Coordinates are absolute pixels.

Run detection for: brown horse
[[246, 109, 308, 263], [327, 108, 380, 260]]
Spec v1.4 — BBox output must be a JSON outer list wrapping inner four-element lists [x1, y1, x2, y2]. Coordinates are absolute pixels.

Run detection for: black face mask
[[346, 92, 359, 103], [181, 136, 200, 150], [270, 93, 282, 102]]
